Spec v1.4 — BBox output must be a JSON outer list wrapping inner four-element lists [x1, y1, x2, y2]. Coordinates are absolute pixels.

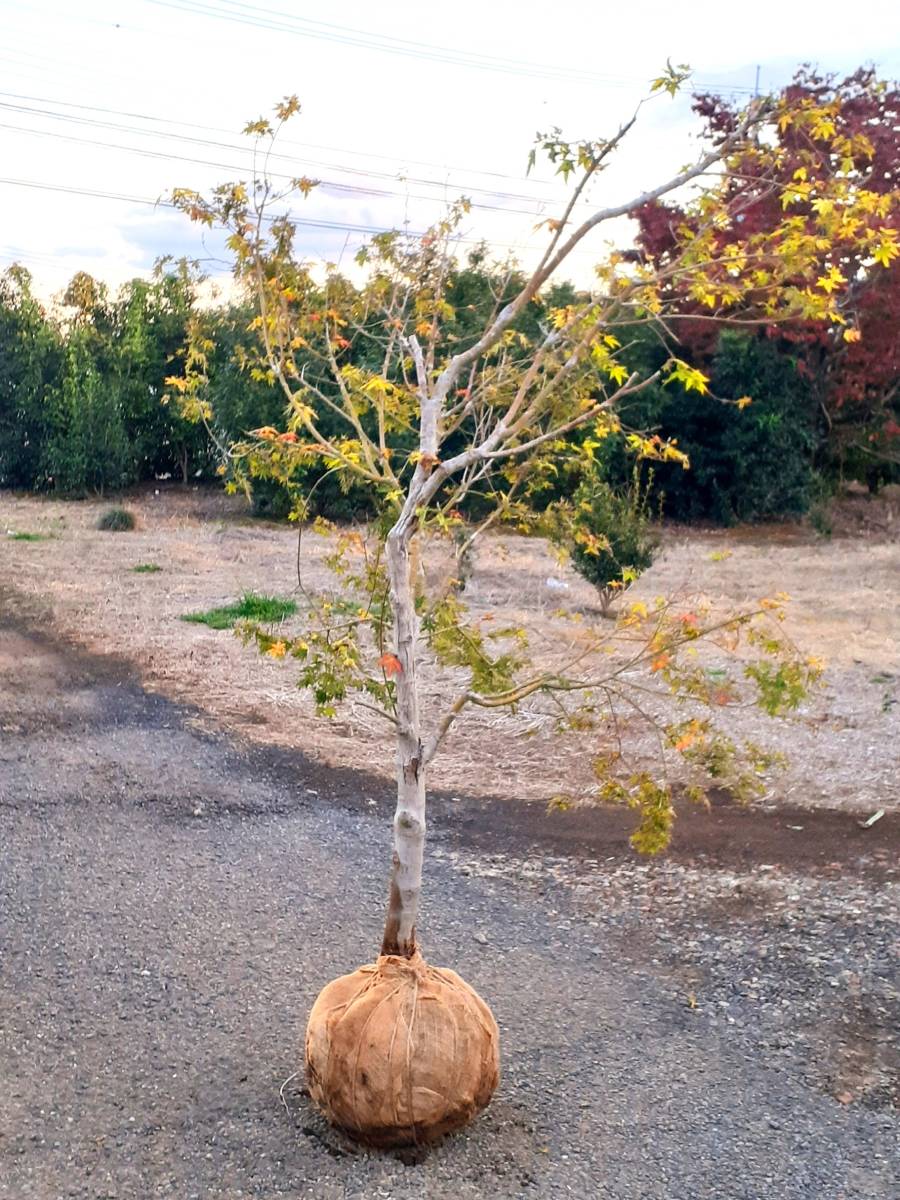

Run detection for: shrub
[[132, 562, 162, 573], [595, 331, 822, 525], [552, 468, 658, 616], [808, 503, 833, 538], [249, 478, 296, 521], [97, 507, 136, 532]]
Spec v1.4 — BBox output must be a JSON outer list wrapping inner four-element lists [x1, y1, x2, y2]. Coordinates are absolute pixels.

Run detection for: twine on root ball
[[305, 950, 500, 1147]]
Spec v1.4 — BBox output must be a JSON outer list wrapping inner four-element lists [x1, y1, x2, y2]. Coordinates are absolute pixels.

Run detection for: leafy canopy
[[167, 74, 896, 849]]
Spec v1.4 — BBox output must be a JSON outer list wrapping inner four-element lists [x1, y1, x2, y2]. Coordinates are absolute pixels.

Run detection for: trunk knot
[[396, 811, 424, 836]]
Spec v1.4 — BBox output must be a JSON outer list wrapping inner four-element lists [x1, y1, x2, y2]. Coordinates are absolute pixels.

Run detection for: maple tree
[[167, 72, 898, 1144], [632, 67, 900, 483]]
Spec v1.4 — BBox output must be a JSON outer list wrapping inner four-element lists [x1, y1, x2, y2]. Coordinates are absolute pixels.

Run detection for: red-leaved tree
[[632, 67, 900, 482]]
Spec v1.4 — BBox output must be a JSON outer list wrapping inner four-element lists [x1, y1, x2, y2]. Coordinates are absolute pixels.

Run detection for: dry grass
[[2, 485, 898, 813]]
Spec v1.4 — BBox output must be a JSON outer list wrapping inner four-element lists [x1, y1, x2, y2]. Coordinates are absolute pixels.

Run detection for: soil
[[2, 484, 898, 817], [2, 596, 897, 882]]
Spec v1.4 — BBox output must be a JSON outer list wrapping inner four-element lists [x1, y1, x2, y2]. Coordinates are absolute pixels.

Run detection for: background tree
[[0, 266, 61, 490], [632, 67, 900, 492], [168, 73, 898, 1147], [0, 260, 211, 496], [593, 329, 821, 523], [42, 322, 132, 495], [114, 261, 211, 484]]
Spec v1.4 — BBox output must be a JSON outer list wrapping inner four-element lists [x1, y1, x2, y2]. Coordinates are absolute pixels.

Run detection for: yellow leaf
[[736, 396, 753, 410], [816, 265, 847, 294], [872, 239, 899, 268]]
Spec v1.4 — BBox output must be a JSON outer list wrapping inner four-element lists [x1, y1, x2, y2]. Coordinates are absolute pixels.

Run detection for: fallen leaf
[[858, 809, 884, 829]]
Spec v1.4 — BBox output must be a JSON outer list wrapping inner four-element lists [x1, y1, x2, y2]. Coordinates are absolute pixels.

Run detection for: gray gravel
[[0, 623, 897, 1198]]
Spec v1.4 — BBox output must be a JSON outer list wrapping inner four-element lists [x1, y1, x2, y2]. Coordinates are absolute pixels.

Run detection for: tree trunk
[[380, 523, 426, 958], [599, 586, 616, 619]]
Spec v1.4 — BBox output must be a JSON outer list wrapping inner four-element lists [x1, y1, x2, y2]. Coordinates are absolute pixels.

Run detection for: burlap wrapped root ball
[[305, 950, 500, 1147]]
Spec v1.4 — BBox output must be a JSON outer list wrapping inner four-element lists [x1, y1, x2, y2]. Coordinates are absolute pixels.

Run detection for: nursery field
[[0, 486, 897, 1198]]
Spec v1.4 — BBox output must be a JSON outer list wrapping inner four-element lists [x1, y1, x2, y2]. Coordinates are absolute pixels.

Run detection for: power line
[[0, 174, 384, 232], [10, 0, 762, 97], [0, 174, 605, 262], [144, 0, 645, 86], [0, 95, 563, 207], [0, 85, 551, 188], [143, 0, 761, 94], [0, 118, 561, 221], [211, 0, 625, 80]]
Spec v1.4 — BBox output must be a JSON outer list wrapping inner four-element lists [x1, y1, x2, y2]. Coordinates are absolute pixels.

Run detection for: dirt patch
[[817, 995, 900, 1109], [2, 485, 898, 817]]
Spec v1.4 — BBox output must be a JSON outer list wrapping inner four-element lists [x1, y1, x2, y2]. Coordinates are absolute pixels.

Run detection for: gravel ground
[[0, 617, 897, 1199]]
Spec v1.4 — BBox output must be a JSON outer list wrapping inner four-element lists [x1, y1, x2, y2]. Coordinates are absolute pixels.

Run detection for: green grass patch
[[97, 507, 136, 532], [132, 563, 163, 574], [181, 592, 297, 630], [7, 531, 52, 542]]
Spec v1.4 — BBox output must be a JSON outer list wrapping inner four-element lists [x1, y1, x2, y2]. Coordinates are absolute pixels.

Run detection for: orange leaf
[[378, 653, 403, 677], [651, 654, 671, 672]]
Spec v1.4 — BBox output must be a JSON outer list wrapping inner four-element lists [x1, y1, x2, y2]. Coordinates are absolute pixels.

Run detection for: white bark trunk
[[380, 522, 426, 957]]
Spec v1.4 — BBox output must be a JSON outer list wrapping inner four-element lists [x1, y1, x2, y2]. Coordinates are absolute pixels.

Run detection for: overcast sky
[[3, 0, 899, 299]]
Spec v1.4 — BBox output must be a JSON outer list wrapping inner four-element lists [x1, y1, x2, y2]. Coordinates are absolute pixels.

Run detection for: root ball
[[305, 950, 500, 1147]]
